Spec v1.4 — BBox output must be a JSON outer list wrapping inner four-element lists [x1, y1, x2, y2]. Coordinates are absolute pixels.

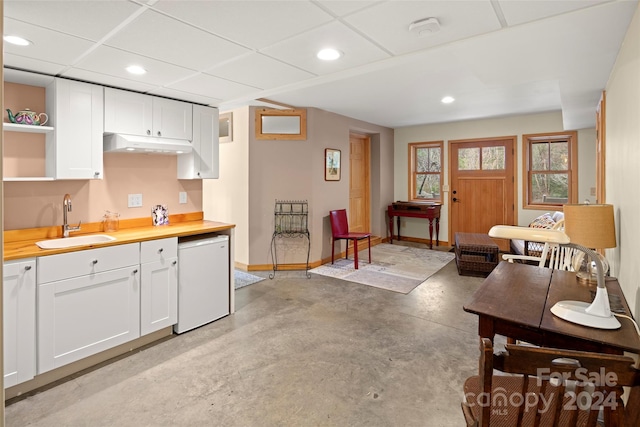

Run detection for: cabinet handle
[[172, 260, 177, 266], [158, 248, 163, 253], [147, 129, 151, 135], [157, 131, 162, 137], [94, 171, 100, 177], [92, 259, 98, 265], [133, 269, 138, 274], [24, 265, 32, 271]]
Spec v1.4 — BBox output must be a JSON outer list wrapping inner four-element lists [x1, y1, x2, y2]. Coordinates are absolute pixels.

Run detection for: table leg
[[477, 316, 496, 344], [428, 218, 434, 249], [435, 218, 440, 247], [397, 217, 401, 241], [389, 216, 394, 244]]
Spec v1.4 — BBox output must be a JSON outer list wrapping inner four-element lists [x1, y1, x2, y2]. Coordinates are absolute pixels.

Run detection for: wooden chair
[[502, 220, 585, 271], [462, 338, 640, 427], [329, 209, 371, 269]]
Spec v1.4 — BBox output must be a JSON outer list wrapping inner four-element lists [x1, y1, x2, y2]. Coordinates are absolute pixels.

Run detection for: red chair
[[329, 209, 371, 269]]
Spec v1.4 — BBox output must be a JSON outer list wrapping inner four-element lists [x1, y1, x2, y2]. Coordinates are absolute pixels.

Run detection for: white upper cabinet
[[45, 78, 104, 179], [104, 88, 192, 140], [177, 105, 219, 179]]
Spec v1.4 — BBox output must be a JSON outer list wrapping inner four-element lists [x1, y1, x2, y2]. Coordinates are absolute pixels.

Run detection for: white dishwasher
[[175, 235, 230, 334]]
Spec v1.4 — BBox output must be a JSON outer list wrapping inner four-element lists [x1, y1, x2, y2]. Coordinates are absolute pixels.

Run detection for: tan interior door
[[449, 137, 515, 251], [349, 133, 370, 234]]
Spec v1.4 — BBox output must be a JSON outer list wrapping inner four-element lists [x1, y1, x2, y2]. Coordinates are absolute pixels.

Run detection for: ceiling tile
[[3, 18, 97, 65], [260, 21, 390, 75], [167, 73, 261, 101], [4, 0, 142, 41], [498, 0, 610, 26], [343, 1, 502, 56], [314, 0, 379, 17], [147, 87, 222, 106], [60, 68, 159, 94], [72, 45, 198, 87], [105, 9, 251, 71], [3, 53, 67, 76], [151, 0, 334, 49], [205, 53, 315, 89]]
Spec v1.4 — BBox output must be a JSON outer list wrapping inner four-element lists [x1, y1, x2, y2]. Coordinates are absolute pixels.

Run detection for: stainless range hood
[[104, 133, 192, 154]]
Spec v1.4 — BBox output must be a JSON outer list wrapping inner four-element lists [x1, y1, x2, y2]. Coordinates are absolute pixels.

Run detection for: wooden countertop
[[4, 212, 235, 261]]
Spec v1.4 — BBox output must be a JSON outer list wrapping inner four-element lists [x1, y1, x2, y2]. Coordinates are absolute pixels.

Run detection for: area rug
[[234, 270, 266, 290], [309, 243, 455, 294]]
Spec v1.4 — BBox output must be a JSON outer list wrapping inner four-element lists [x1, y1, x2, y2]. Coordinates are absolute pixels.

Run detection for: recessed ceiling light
[[441, 96, 455, 104], [126, 65, 147, 75], [317, 48, 342, 61], [3, 35, 32, 46]]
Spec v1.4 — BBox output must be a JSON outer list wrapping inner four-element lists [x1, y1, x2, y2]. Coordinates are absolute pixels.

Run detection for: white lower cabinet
[[140, 238, 178, 335], [37, 243, 140, 374], [4, 258, 36, 388]]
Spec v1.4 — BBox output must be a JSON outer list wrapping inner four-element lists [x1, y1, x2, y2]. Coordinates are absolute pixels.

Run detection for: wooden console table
[[463, 262, 640, 355], [387, 202, 441, 249]]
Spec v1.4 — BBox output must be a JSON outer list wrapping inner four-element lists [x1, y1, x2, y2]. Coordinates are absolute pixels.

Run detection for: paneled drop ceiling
[[3, 0, 638, 129]]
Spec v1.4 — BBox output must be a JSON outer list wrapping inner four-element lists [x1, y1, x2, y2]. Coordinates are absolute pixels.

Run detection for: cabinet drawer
[[37, 243, 140, 284], [140, 237, 177, 264]]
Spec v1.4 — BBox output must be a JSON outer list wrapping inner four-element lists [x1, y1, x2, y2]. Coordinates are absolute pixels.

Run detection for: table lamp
[[489, 213, 620, 329], [563, 204, 617, 285]]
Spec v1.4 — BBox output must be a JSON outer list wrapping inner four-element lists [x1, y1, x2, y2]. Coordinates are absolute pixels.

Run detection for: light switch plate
[[128, 193, 143, 208], [179, 192, 187, 204]]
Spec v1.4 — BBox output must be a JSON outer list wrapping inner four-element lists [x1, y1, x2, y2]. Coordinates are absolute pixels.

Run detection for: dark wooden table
[[387, 203, 441, 249], [463, 261, 640, 355]]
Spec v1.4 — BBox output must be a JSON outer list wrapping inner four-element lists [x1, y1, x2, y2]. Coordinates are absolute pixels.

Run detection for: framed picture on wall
[[325, 148, 341, 181]]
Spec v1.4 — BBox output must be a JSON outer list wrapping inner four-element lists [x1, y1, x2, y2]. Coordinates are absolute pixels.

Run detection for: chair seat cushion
[[463, 375, 592, 427], [334, 232, 371, 239]]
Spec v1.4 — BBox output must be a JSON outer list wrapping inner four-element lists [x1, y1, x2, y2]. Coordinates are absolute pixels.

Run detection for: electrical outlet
[[179, 192, 187, 204], [128, 193, 143, 208]]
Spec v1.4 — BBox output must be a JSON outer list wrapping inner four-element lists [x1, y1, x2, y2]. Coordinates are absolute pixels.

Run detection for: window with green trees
[[524, 131, 578, 208], [409, 141, 443, 202]]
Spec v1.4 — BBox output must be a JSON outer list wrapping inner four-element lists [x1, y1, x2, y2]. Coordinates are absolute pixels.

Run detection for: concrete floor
[[5, 244, 488, 427]]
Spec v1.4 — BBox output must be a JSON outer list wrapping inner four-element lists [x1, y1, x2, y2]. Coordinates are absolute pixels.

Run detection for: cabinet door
[[177, 105, 219, 179], [4, 259, 36, 388], [37, 266, 140, 373], [152, 97, 193, 140], [104, 88, 153, 137], [46, 79, 104, 179], [140, 257, 178, 336]]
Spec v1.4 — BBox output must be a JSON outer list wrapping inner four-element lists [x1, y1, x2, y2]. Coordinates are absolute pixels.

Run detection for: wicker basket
[[455, 233, 499, 276]]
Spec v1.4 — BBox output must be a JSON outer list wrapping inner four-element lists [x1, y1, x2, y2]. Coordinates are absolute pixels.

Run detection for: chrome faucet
[[62, 193, 81, 237]]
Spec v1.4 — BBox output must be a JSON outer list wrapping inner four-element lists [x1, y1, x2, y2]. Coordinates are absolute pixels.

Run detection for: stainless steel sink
[[36, 234, 116, 249]]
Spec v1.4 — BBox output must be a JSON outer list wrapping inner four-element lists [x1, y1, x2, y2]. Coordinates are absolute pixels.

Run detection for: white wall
[[203, 107, 250, 268], [394, 112, 596, 244], [605, 3, 640, 317]]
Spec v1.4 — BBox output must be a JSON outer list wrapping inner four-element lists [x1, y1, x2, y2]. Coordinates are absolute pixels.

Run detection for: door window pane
[[458, 148, 480, 170], [482, 146, 505, 170]]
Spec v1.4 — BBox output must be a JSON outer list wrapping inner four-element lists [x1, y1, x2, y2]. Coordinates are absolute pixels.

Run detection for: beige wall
[[202, 107, 250, 267], [605, 2, 640, 317], [4, 153, 202, 231], [235, 107, 394, 268], [394, 112, 596, 244]]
